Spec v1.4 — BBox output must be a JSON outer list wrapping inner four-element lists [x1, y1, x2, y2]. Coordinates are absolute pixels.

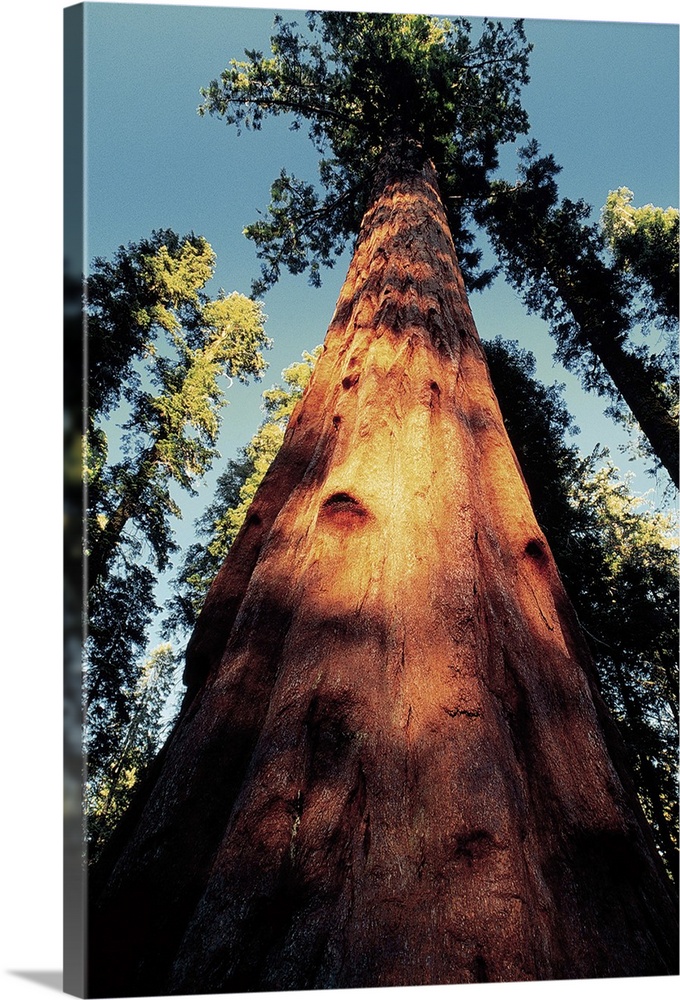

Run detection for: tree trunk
[[591, 341, 678, 488], [551, 286, 679, 489], [86, 443, 160, 592], [87, 153, 678, 997]]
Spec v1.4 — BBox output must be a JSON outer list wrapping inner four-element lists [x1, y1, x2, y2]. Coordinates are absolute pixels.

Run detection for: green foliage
[[85, 565, 158, 773], [168, 348, 319, 634], [602, 187, 679, 329], [84, 231, 270, 848], [567, 463, 679, 880], [87, 230, 214, 416], [86, 643, 179, 862], [199, 11, 676, 477], [86, 231, 270, 588], [199, 12, 532, 293]]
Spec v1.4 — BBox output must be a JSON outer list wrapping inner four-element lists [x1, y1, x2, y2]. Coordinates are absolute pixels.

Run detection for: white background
[[0, 1, 677, 998]]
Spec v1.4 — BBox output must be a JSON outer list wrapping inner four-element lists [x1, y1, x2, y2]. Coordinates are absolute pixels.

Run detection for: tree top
[[199, 11, 532, 294]]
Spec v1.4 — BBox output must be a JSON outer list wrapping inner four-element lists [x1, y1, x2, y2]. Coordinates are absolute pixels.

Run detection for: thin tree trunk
[[591, 342, 678, 488], [88, 153, 678, 997], [553, 286, 679, 488], [86, 444, 160, 591]]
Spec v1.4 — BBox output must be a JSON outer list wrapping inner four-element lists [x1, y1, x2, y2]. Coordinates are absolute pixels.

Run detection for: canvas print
[[64, 2, 679, 996]]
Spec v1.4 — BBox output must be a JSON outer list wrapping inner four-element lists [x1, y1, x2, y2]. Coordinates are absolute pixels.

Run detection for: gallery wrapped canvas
[[65, 2, 679, 997]]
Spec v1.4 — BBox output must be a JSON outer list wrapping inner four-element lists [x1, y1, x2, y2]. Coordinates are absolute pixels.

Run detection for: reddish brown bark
[[87, 155, 678, 996]]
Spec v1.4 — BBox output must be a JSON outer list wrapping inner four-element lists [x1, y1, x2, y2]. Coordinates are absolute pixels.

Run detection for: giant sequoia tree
[[88, 14, 678, 995], [170, 335, 680, 882]]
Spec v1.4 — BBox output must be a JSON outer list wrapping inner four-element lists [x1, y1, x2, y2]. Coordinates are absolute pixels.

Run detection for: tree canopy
[[198, 13, 678, 486], [199, 11, 532, 294], [601, 187, 679, 329], [199, 14, 677, 484]]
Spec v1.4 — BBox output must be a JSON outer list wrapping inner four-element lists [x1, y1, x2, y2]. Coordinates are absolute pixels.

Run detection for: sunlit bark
[[88, 153, 678, 997]]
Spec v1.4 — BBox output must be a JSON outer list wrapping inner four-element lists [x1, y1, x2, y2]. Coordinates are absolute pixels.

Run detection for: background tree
[[86, 643, 179, 862], [478, 143, 678, 485], [87, 15, 677, 986], [566, 463, 679, 879], [84, 229, 270, 834], [86, 231, 270, 591]]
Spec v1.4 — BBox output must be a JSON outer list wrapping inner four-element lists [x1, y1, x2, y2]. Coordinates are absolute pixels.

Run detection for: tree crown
[[602, 187, 679, 329], [199, 11, 531, 293]]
